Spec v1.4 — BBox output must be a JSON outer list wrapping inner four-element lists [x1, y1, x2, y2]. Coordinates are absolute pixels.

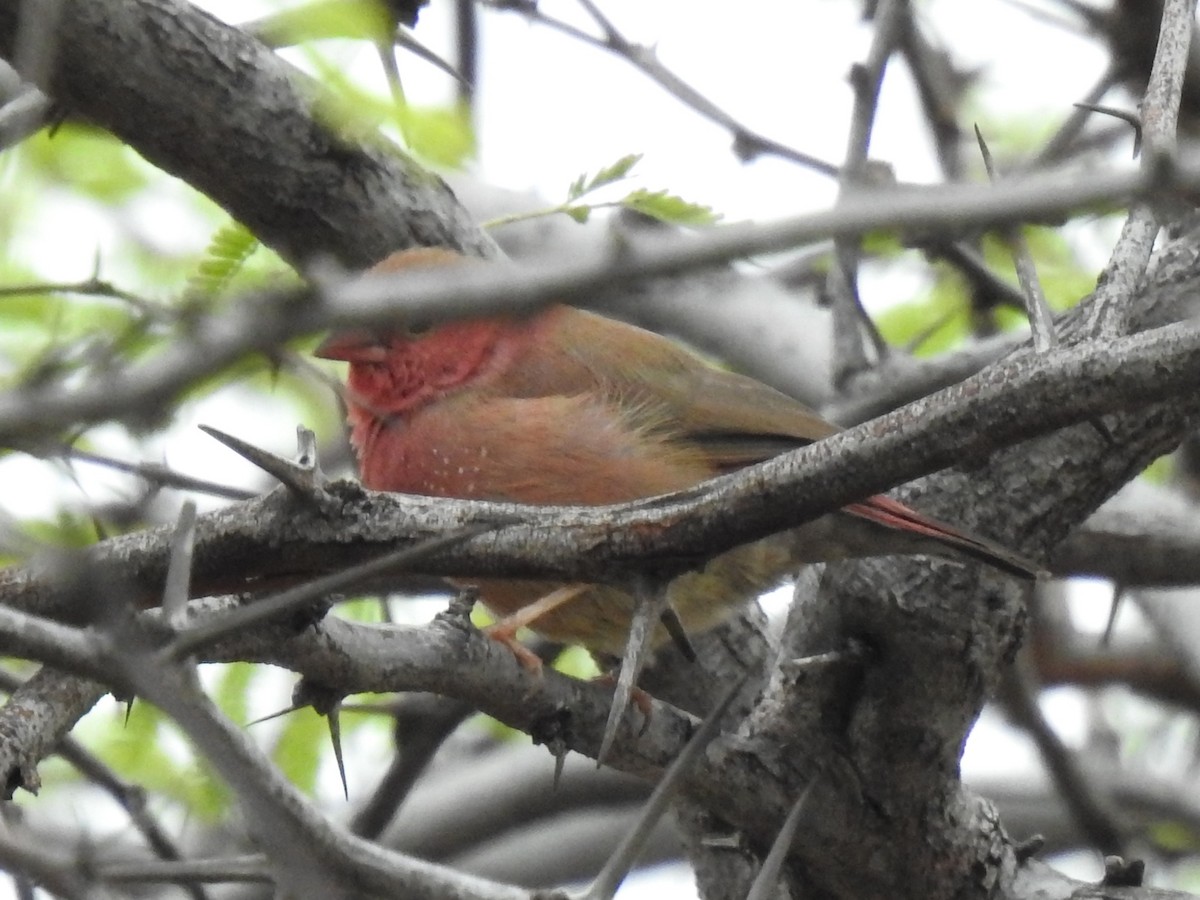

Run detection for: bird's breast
[[357, 416, 490, 498]]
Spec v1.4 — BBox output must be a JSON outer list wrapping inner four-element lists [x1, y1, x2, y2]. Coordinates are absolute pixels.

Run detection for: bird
[[316, 246, 1038, 760]]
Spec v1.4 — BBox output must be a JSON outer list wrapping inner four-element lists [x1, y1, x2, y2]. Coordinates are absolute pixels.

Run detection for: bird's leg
[[597, 577, 669, 766], [484, 584, 588, 675]]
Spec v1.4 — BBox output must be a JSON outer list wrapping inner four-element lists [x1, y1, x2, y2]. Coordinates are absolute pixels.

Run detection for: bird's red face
[[315, 319, 509, 419]]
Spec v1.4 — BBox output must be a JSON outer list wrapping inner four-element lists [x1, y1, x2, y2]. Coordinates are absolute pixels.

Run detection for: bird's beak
[[313, 331, 389, 363]]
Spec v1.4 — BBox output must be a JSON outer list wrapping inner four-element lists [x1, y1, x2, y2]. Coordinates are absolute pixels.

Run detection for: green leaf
[[182, 221, 260, 305], [397, 103, 477, 169], [1140, 454, 1173, 485], [21, 513, 101, 549], [88, 701, 231, 819], [876, 275, 970, 357], [272, 705, 326, 793], [553, 645, 600, 679], [566, 154, 642, 201], [860, 230, 906, 258], [621, 188, 720, 226], [252, 0, 394, 46], [19, 123, 149, 203], [212, 662, 256, 726], [489, 154, 722, 230], [1147, 819, 1200, 853]]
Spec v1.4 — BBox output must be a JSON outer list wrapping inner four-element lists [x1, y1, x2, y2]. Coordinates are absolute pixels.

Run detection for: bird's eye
[[406, 319, 433, 336]]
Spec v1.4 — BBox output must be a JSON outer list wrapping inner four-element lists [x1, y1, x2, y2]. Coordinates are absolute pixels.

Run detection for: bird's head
[[315, 246, 500, 417], [316, 315, 511, 419]]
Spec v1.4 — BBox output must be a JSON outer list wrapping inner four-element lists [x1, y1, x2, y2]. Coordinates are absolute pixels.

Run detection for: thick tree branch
[[1054, 480, 1200, 585], [0, 0, 493, 268]]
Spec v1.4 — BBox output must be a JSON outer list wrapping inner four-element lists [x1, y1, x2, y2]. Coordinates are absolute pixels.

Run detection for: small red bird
[[317, 247, 1035, 754]]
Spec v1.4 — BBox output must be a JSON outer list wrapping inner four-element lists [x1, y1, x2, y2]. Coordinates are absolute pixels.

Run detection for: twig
[[56, 446, 256, 501], [596, 576, 669, 766], [823, 329, 1020, 424], [829, 0, 905, 385], [105, 619, 530, 899], [241, 1, 467, 86], [974, 125, 1058, 351], [0, 665, 110, 797], [919, 241, 1029, 310], [745, 778, 816, 900], [581, 675, 746, 900], [376, 40, 408, 119], [1082, 0, 1196, 338], [348, 694, 476, 839], [164, 524, 495, 660], [1074, 101, 1144, 152], [0, 828, 93, 900], [1031, 67, 1121, 167], [6, 315, 1200, 632], [391, 26, 468, 87], [897, 12, 969, 180], [0, 275, 163, 318], [198, 425, 326, 499], [1000, 0, 1094, 33], [163, 501, 197, 628], [98, 855, 272, 886], [998, 653, 1126, 855], [0, 667, 208, 900], [454, 0, 478, 107]]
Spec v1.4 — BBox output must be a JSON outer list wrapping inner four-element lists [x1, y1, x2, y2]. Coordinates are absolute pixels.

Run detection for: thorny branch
[[7, 0, 1200, 897], [828, 0, 905, 384], [1081, 0, 1196, 338]]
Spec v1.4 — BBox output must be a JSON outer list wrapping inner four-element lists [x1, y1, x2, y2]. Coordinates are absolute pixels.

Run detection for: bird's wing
[[537, 307, 841, 470]]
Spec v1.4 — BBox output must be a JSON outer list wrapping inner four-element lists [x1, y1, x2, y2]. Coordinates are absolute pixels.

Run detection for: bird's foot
[[480, 584, 589, 676], [484, 622, 544, 677]]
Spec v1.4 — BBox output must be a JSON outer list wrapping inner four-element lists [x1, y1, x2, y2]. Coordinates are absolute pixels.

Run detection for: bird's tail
[[845, 495, 1044, 580]]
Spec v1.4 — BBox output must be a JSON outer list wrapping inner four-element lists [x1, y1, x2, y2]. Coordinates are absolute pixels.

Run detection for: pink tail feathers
[[845, 495, 1041, 579]]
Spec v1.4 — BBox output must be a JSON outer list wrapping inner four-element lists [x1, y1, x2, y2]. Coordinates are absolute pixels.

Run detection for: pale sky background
[[0, 1, 1156, 896]]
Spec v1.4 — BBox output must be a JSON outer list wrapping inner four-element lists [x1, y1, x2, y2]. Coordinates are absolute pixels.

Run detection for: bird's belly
[[469, 533, 798, 659]]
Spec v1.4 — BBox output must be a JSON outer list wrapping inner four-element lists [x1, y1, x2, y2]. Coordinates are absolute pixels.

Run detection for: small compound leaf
[[621, 188, 720, 225]]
